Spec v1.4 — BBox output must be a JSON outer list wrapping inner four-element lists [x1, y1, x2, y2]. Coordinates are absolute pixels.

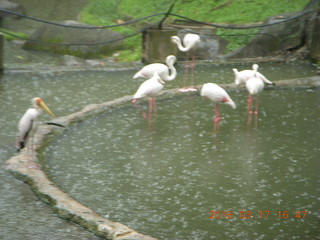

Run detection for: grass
[[80, 0, 310, 61], [1, 28, 29, 41]]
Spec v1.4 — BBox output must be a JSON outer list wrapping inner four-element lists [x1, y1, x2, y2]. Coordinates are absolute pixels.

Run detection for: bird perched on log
[[17, 97, 56, 168]]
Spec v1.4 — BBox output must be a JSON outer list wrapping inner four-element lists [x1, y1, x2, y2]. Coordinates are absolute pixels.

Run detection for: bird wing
[[256, 72, 273, 84], [17, 109, 38, 151], [246, 78, 265, 95], [133, 78, 164, 99], [133, 63, 167, 79], [183, 34, 200, 50]]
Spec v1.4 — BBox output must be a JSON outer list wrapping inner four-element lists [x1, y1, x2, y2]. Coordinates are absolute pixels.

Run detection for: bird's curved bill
[[39, 101, 56, 118]]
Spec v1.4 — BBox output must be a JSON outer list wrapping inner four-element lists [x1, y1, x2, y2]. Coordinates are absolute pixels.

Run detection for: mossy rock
[[23, 20, 124, 58], [227, 11, 308, 59]]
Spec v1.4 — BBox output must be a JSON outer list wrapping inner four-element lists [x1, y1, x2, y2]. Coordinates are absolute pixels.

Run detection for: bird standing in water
[[17, 97, 56, 168], [201, 83, 236, 131], [133, 55, 177, 82], [233, 64, 273, 86], [132, 72, 165, 124], [171, 33, 200, 92], [246, 75, 265, 127]]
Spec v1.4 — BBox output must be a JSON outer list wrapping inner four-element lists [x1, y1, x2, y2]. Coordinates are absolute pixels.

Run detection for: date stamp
[[208, 210, 308, 219]]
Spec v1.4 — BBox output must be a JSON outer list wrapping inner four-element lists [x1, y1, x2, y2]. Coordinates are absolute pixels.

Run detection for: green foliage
[[1, 29, 29, 41], [80, 0, 120, 26], [173, 0, 309, 23], [80, 0, 310, 61], [217, 28, 260, 53]]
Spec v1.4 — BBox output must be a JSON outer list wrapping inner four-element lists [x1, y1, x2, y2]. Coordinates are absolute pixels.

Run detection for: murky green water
[[1, 61, 319, 240], [45, 88, 319, 240]]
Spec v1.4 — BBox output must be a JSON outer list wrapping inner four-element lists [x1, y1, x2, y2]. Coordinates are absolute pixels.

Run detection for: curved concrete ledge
[[5, 76, 319, 240]]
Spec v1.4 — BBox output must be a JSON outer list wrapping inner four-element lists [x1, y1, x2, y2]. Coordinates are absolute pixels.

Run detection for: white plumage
[[233, 64, 273, 86], [171, 33, 200, 52], [17, 97, 55, 152], [171, 33, 201, 91], [246, 77, 265, 96], [201, 83, 236, 131], [201, 83, 236, 109], [132, 72, 167, 121], [133, 72, 165, 101], [245, 76, 265, 124], [133, 55, 177, 81]]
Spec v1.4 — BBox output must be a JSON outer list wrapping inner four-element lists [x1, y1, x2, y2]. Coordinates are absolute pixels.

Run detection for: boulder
[[306, 13, 320, 63], [23, 20, 124, 58], [0, 0, 24, 20], [225, 0, 320, 63], [305, 0, 320, 63], [227, 11, 308, 59]]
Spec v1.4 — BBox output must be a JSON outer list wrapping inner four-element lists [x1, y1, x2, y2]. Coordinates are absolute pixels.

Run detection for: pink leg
[[247, 95, 253, 127], [254, 97, 259, 116], [132, 99, 147, 120], [184, 63, 189, 88], [148, 97, 153, 119], [253, 97, 259, 128], [247, 95, 253, 114], [152, 97, 157, 113], [190, 54, 196, 89], [214, 103, 221, 131], [179, 63, 189, 92], [179, 64, 189, 92], [147, 97, 157, 127]]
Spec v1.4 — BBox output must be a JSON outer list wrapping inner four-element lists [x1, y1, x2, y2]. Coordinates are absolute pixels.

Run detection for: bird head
[[252, 64, 259, 72], [232, 68, 241, 85], [166, 55, 177, 65], [153, 72, 165, 85], [171, 36, 179, 43], [33, 97, 56, 118], [222, 97, 236, 109]]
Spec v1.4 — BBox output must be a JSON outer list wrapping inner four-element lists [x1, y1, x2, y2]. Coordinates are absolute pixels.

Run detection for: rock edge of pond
[[5, 76, 320, 240]]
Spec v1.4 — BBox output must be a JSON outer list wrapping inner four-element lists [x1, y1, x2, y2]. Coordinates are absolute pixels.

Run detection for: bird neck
[[156, 77, 165, 85], [166, 60, 177, 81], [173, 37, 189, 52]]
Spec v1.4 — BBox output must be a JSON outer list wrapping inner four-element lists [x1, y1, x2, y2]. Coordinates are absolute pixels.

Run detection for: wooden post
[[142, 28, 178, 64]]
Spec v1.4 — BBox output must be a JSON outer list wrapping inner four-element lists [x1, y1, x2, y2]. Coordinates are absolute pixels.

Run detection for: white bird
[[246, 76, 265, 115], [17, 97, 56, 167], [171, 33, 200, 92], [201, 83, 236, 131], [171, 33, 200, 52], [244, 65, 266, 128], [233, 64, 273, 86], [133, 55, 177, 81], [132, 72, 165, 121]]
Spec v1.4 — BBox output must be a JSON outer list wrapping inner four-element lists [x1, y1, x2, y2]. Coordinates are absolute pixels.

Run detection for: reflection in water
[[46, 88, 319, 240]]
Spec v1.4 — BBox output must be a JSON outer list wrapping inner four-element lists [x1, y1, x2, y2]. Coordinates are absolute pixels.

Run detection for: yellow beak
[[38, 100, 56, 118]]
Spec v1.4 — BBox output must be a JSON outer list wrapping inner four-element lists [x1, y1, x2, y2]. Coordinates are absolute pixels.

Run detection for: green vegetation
[[1, 29, 29, 41], [80, 0, 310, 61]]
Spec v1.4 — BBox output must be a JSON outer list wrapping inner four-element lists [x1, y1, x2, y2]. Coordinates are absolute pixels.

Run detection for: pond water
[[45, 88, 319, 240], [1, 61, 319, 240]]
